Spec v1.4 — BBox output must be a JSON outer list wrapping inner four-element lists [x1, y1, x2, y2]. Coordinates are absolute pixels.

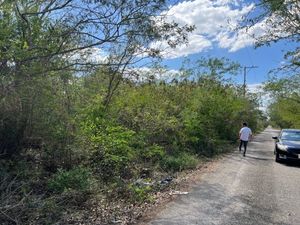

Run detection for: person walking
[[239, 122, 252, 157]]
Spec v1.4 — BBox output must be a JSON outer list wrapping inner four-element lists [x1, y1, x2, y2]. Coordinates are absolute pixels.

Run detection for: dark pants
[[239, 140, 248, 155]]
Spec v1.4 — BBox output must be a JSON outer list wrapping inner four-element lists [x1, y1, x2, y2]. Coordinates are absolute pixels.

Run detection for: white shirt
[[239, 127, 252, 141]]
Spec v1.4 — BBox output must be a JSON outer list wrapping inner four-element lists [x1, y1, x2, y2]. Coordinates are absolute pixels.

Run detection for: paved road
[[144, 128, 300, 225]]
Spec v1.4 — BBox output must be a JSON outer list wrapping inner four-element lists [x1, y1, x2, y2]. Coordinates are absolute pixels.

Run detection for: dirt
[[62, 157, 222, 225], [136, 157, 220, 225]]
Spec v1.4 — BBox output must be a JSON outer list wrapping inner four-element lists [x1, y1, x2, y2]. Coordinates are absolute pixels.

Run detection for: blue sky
[[163, 41, 287, 86], [154, 0, 289, 88]]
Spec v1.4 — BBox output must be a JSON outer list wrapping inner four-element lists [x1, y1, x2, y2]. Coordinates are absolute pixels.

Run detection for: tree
[[177, 57, 241, 84], [268, 98, 300, 128], [264, 74, 300, 103], [264, 74, 300, 128], [0, 0, 194, 157], [242, 0, 300, 72], [195, 57, 241, 82]]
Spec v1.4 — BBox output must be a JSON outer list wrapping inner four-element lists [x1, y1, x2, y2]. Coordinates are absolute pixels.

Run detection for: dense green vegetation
[[0, 1, 270, 224], [264, 74, 300, 128], [0, 58, 266, 224]]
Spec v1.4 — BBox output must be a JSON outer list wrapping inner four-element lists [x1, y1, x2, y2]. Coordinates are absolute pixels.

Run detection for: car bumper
[[277, 149, 300, 160]]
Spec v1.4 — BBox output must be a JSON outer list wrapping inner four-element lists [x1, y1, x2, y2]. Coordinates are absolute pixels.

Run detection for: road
[[142, 127, 300, 225]]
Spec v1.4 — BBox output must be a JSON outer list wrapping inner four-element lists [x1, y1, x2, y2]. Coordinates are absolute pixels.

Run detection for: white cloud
[[217, 17, 272, 52], [125, 67, 180, 82], [67, 47, 108, 64], [150, 34, 212, 59], [247, 83, 263, 93], [86, 1, 277, 62], [167, 0, 253, 35], [84, 1, 283, 62], [158, 0, 256, 58]]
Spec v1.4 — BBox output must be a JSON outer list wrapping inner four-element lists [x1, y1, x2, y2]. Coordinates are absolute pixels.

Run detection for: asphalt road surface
[[143, 127, 300, 225]]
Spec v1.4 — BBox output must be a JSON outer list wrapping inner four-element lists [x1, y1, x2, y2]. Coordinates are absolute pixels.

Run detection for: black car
[[272, 129, 300, 162]]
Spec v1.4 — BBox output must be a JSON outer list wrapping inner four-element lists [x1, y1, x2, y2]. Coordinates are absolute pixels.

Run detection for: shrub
[[48, 167, 93, 193], [81, 106, 137, 181], [128, 183, 153, 203], [160, 152, 198, 172], [140, 144, 165, 162]]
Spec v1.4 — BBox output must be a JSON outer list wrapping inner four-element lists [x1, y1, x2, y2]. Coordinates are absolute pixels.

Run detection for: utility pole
[[243, 66, 258, 96]]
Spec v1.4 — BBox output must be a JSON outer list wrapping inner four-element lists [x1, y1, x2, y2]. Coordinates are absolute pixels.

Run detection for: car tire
[[275, 151, 280, 162]]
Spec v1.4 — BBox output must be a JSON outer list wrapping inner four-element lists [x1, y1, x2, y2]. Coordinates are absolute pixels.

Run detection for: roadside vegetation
[[0, 1, 271, 224], [264, 74, 300, 128], [0, 56, 266, 224]]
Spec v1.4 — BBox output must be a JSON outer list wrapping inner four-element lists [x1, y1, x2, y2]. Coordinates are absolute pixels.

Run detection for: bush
[[140, 144, 165, 162], [81, 106, 137, 181], [160, 152, 198, 172], [128, 183, 153, 203], [48, 167, 93, 193]]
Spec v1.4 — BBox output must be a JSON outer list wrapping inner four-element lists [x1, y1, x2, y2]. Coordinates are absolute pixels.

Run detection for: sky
[[153, 0, 289, 89]]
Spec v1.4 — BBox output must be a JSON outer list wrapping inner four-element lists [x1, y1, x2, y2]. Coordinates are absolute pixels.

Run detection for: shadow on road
[[244, 155, 270, 161], [224, 151, 273, 166], [277, 161, 300, 168]]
